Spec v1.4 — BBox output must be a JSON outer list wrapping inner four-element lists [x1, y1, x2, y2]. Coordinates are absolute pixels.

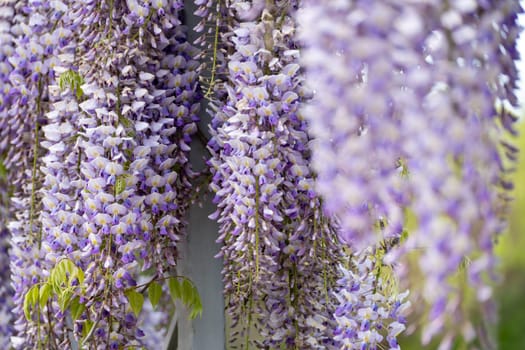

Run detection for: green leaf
[[76, 86, 83, 100], [168, 278, 202, 318], [23, 285, 40, 321], [58, 290, 73, 312], [50, 260, 71, 292], [69, 297, 85, 321], [69, 265, 84, 287], [83, 320, 94, 339], [23, 297, 30, 321], [181, 279, 195, 306], [168, 278, 182, 303], [39, 283, 52, 307], [189, 296, 203, 320], [125, 290, 144, 317], [148, 282, 162, 310], [186, 282, 203, 319], [59, 70, 84, 99], [60, 259, 76, 275]]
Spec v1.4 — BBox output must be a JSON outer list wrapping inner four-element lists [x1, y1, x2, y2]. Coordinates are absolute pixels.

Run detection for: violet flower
[[205, 1, 343, 348], [298, 1, 522, 347], [36, 0, 200, 347]]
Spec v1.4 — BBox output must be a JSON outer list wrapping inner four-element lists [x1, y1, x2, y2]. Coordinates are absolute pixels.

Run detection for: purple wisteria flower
[[331, 249, 410, 350], [297, 0, 414, 250], [298, 0, 522, 347], [2, 0, 70, 347], [204, 1, 343, 348], [35, 0, 200, 348]]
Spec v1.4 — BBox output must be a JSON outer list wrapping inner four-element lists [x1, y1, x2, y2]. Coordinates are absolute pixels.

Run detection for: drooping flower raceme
[[332, 249, 410, 350], [0, 1, 522, 349], [401, 2, 522, 346], [14, 0, 199, 348], [5, 1, 70, 347], [298, 1, 418, 250], [205, 1, 343, 348], [298, 0, 522, 347]]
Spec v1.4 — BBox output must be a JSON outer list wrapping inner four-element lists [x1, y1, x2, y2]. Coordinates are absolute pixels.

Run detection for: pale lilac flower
[[32, 0, 200, 347], [205, 1, 343, 348], [298, 1, 522, 347], [332, 249, 410, 350]]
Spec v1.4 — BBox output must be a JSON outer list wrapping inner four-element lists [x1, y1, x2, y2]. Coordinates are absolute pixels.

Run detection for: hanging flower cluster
[[400, 3, 522, 346], [0, 1, 522, 350], [298, 0, 411, 250], [3, 0, 201, 349], [203, 1, 356, 348], [332, 249, 411, 350], [4, 0, 66, 347], [298, 0, 522, 348]]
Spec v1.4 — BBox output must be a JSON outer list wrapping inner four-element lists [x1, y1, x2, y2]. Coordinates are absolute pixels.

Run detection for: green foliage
[[83, 320, 94, 339], [69, 297, 85, 321], [23, 258, 85, 322], [39, 283, 52, 307], [125, 290, 144, 317], [168, 277, 203, 319], [58, 70, 85, 100], [23, 258, 203, 339], [23, 285, 39, 321], [58, 289, 73, 312], [168, 277, 182, 300], [148, 282, 162, 310]]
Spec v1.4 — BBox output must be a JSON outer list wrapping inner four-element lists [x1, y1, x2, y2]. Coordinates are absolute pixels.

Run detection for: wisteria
[[331, 249, 411, 350], [298, 0, 411, 250], [299, 0, 522, 348], [0, 1, 522, 350], [34, 0, 199, 348], [5, 0, 65, 347], [201, 0, 351, 348]]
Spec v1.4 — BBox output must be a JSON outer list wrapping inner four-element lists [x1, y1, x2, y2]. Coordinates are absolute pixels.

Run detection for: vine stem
[[254, 178, 260, 280], [204, 0, 222, 98], [132, 274, 198, 294], [244, 271, 253, 350], [30, 78, 43, 246]]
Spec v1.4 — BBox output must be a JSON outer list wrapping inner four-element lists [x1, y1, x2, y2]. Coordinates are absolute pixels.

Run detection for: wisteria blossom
[[298, 0, 420, 249], [298, 0, 522, 347], [402, 2, 522, 346], [4, 0, 67, 347], [204, 1, 343, 348], [0, 164, 12, 347], [0, 1, 522, 349], [41, 2, 196, 349], [3, 0, 200, 348], [331, 249, 410, 350]]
